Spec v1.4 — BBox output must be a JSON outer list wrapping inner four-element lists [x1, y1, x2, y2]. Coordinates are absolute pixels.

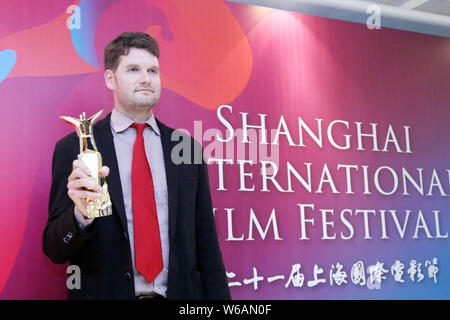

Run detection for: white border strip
[[226, 0, 450, 38]]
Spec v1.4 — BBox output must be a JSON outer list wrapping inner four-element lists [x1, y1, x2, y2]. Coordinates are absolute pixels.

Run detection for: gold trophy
[[60, 110, 112, 218]]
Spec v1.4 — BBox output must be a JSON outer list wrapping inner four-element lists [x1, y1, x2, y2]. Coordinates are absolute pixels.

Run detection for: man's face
[[106, 47, 161, 114]]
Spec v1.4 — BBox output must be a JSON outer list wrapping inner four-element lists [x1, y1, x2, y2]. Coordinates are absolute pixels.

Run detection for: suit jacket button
[[124, 272, 132, 280]]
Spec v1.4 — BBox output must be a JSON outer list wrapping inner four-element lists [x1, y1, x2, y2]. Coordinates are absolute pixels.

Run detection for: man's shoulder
[[55, 131, 79, 148], [155, 117, 177, 136]]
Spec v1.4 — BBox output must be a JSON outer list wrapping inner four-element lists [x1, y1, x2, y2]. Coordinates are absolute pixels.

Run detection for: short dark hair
[[104, 32, 160, 71]]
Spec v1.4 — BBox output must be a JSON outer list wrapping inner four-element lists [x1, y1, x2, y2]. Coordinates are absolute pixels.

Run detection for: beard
[[119, 90, 160, 111]]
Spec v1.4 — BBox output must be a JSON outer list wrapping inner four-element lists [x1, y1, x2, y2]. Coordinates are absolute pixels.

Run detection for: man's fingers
[[68, 178, 102, 192], [68, 167, 91, 182], [72, 159, 91, 176], [68, 189, 103, 200], [71, 161, 109, 180], [99, 166, 110, 178]]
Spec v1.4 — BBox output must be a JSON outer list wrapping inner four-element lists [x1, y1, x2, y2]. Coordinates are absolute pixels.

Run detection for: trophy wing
[[60, 116, 82, 128], [88, 110, 104, 124]]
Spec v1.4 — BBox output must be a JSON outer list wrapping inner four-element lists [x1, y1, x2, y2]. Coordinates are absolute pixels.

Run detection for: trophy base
[[86, 183, 113, 219], [86, 206, 112, 219]]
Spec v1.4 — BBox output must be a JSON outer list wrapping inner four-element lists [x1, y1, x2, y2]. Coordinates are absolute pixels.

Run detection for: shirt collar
[[111, 108, 160, 136]]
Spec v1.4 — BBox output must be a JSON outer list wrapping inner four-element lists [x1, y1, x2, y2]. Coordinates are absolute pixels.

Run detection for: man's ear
[[104, 69, 115, 90]]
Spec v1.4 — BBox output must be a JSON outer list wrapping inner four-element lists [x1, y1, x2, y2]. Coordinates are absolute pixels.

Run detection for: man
[[43, 32, 231, 300]]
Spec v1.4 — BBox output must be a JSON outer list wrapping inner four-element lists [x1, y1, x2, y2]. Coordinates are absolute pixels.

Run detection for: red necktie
[[131, 123, 163, 284]]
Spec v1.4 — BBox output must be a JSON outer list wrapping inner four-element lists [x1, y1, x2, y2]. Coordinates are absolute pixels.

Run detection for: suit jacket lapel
[[93, 113, 129, 234], [156, 118, 179, 245]]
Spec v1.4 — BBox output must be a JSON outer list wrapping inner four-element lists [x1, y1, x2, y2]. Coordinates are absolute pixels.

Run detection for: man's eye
[[129, 68, 138, 72]]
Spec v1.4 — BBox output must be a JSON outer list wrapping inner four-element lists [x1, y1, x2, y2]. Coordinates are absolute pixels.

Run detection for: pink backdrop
[[0, 0, 449, 299]]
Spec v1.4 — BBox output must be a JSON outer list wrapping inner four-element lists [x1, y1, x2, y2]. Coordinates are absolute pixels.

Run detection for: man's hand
[[67, 159, 110, 219]]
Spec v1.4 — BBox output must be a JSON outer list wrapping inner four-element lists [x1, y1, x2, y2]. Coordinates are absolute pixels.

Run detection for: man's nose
[[139, 71, 151, 84]]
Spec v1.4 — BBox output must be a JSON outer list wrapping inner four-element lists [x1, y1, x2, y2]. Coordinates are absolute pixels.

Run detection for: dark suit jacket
[[42, 113, 231, 300]]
